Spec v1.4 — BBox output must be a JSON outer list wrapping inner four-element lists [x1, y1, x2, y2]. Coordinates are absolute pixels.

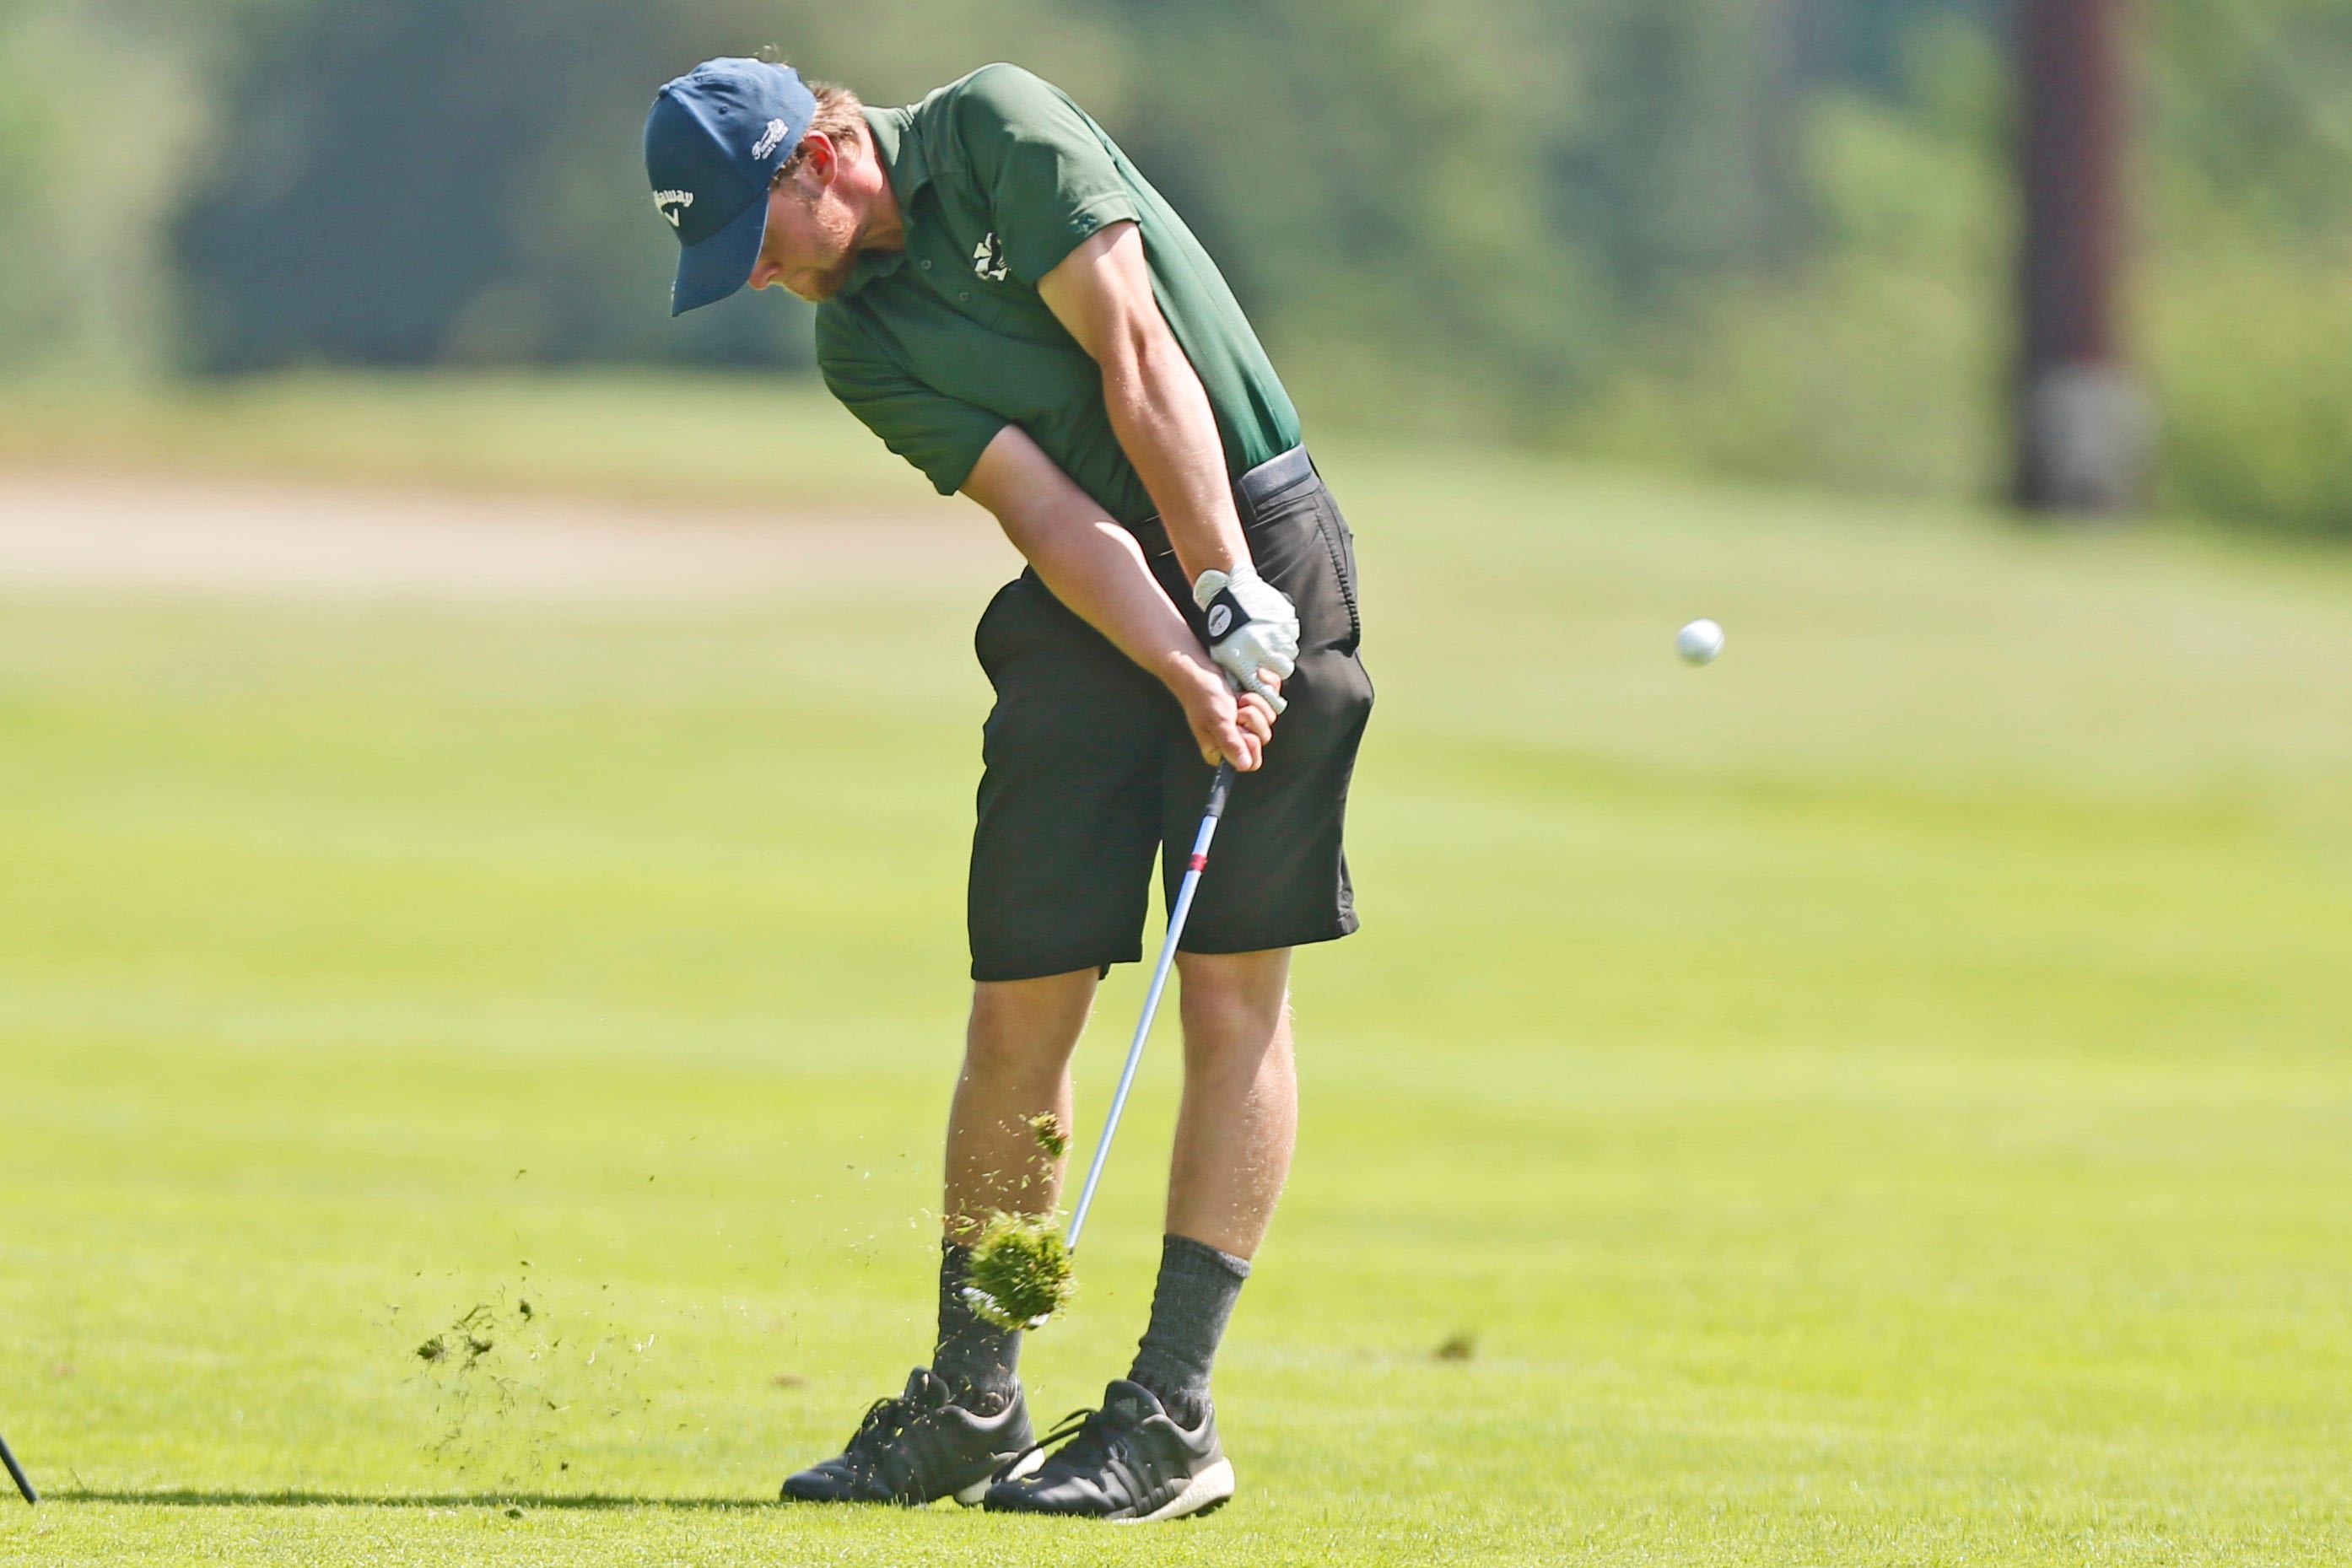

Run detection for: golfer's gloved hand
[[1192, 563, 1298, 715]]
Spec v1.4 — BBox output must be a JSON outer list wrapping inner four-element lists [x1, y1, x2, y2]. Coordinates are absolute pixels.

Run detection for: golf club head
[[959, 1282, 1051, 1331]]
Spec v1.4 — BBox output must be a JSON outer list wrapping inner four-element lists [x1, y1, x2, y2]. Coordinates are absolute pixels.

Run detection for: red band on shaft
[[1188, 853, 1208, 871]]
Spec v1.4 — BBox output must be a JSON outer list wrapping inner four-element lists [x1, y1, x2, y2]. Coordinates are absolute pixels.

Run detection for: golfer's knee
[[964, 970, 1095, 1075], [1175, 949, 1292, 1065]]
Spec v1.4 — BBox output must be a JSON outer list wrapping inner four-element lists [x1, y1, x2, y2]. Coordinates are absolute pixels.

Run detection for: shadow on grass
[[60, 1490, 774, 1511]]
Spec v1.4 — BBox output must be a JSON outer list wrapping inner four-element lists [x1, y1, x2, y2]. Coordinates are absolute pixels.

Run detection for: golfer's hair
[[772, 79, 866, 185]]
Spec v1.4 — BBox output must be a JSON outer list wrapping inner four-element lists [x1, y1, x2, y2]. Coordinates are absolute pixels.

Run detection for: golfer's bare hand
[[1177, 664, 1278, 771]]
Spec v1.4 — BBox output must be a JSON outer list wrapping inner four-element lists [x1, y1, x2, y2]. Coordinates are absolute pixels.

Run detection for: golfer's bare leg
[[783, 978, 1088, 1500], [943, 969, 1096, 1235], [1166, 947, 1297, 1258]]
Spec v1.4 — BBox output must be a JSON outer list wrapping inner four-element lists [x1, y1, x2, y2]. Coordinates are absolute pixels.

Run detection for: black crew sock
[[933, 1240, 1021, 1412], [1126, 1233, 1251, 1429]]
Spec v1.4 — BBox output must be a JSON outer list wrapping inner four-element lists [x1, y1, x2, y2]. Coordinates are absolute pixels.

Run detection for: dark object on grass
[[1434, 1333, 1477, 1363], [0, 1428, 35, 1504], [963, 1211, 1075, 1330]]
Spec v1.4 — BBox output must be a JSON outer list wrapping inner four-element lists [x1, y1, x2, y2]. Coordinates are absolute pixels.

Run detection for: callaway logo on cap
[[644, 57, 817, 315]]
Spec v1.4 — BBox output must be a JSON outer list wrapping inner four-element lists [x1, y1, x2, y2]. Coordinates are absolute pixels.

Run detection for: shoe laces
[[994, 1404, 1134, 1489], [843, 1392, 924, 1460]]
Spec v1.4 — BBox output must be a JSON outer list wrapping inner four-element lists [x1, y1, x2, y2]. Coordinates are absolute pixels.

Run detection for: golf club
[[0, 1429, 35, 1505], [954, 759, 1247, 1328], [1066, 757, 1237, 1252]]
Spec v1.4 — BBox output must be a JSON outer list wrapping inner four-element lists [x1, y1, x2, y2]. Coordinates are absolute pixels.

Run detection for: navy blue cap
[[645, 58, 817, 315]]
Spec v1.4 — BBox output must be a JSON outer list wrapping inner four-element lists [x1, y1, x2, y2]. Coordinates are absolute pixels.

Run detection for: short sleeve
[[817, 308, 1007, 496], [950, 64, 1144, 285]]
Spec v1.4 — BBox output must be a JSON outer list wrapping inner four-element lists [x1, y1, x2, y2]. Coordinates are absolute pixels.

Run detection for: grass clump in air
[[962, 1211, 1074, 1330]]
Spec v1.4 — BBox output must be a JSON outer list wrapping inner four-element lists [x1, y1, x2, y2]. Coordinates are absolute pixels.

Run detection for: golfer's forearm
[[1098, 337, 1249, 585], [1012, 511, 1216, 692], [963, 426, 1218, 698]]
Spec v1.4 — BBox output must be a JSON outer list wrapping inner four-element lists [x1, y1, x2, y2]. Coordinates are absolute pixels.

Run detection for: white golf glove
[[1192, 562, 1299, 714]]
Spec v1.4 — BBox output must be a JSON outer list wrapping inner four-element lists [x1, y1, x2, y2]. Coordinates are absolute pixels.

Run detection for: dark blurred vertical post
[[2015, 0, 2148, 515], [1747, 0, 1804, 269]]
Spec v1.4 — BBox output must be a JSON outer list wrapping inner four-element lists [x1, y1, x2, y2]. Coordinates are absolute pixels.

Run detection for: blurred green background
[[3, 0, 2350, 532]]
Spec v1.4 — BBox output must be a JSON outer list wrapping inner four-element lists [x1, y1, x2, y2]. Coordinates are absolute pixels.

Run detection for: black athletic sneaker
[[780, 1366, 1042, 1506], [982, 1379, 1235, 1522]]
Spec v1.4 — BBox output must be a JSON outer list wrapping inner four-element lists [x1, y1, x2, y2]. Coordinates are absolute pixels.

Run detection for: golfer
[[645, 57, 1372, 1521]]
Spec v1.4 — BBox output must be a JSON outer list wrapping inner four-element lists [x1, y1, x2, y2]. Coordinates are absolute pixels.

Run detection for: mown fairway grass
[[4, 391, 2351, 1564]]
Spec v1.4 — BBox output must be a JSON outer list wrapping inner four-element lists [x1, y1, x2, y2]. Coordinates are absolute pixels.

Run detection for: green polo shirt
[[814, 64, 1301, 522]]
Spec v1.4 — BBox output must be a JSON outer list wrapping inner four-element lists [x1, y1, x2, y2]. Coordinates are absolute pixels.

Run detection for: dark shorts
[[968, 446, 1374, 982]]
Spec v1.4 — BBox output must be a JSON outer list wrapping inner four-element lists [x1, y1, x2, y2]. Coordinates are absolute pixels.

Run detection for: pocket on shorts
[[1242, 483, 1359, 655], [1312, 493, 1363, 655]]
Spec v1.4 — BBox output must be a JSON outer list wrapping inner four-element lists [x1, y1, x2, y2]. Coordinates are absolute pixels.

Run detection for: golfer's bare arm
[[961, 428, 1270, 769], [963, 431, 1211, 689], [1035, 220, 1249, 585]]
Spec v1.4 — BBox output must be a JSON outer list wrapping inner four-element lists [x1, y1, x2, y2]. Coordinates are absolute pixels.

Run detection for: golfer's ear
[[796, 132, 840, 188]]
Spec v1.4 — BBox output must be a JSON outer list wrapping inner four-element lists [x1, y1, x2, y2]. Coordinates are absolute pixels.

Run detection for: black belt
[[1125, 445, 1317, 560]]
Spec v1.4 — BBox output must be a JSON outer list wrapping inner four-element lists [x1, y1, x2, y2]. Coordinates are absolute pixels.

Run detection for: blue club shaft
[[1065, 762, 1236, 1253]]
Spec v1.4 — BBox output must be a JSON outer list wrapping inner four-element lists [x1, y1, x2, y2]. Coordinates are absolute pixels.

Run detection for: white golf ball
[[1675, 618, 1724, 665]]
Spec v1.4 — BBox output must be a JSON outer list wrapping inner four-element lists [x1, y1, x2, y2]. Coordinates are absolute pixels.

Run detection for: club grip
[[1204, 760, 1237, 821]]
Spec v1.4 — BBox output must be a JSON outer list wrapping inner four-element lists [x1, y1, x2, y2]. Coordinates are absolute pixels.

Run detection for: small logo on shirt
[[753, 118, 790, 160], [1206, 604, 1234, 639], [654, 189, 694, 228], [972, 233, 1008, 282]]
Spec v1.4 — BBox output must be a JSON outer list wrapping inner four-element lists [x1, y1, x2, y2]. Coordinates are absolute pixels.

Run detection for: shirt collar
[[838, 105, 929, 299]]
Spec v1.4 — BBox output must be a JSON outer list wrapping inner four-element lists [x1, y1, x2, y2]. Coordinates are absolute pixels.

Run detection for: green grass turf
[[4, 415, 2352, 1563]]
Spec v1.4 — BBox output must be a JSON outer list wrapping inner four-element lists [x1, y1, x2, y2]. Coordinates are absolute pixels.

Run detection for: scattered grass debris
[[390, 1279, 666, 1482], [1027, 1112, 1071, 1160]]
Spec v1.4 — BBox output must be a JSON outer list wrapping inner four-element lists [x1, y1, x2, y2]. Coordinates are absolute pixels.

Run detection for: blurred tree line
[[2, 0, 2348, 534]]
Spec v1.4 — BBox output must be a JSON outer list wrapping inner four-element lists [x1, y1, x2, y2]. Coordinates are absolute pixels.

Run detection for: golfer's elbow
[[990, 494, 1109, 580]]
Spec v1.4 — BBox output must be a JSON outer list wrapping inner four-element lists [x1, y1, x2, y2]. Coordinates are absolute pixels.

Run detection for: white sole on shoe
[[955, 1446, 1045, 1506], [1118, 1457, 1236, 1523]]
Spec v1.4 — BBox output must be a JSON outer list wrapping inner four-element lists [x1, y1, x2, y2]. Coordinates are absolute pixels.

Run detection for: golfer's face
[[748, 183, 859, 303]]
